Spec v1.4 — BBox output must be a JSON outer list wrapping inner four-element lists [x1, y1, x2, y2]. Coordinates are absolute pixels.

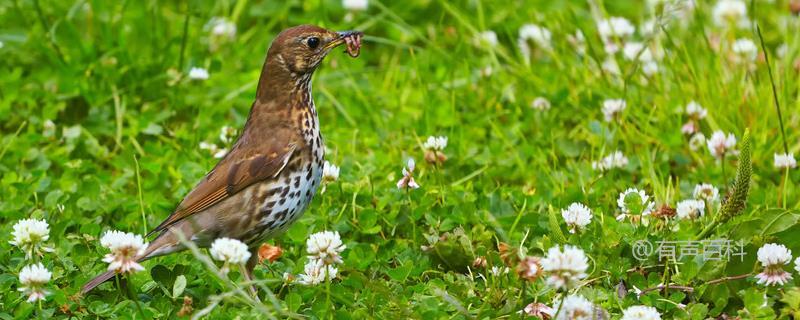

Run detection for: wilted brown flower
[[424, 150, 448, 164], [523, 302, 553, 319], [472, 256, 487, 268], [258, 243, 284, 264], [59, 303, 72, 316], [652, 204, 676, 219], [517, 256, 543, 281], [791, 0, 800, 15], [177, 296, 193, 317], [498, 242, 516, 265]]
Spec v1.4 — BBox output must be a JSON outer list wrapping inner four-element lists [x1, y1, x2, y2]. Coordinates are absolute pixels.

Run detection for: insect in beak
[[326, 30, 364, 57]]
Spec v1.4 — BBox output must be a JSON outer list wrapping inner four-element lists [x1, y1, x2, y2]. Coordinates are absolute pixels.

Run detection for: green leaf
[[742, 287, 775, 318], [386, 261, 413, 281], [285, 292, 302, 312], [172, 275, 187, 298]]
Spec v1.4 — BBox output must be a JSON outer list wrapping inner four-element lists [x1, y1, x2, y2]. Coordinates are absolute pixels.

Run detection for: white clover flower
[[10, 218, 53, 260], [306, 231, 346, 265], [685, 101, 707, 119], [681, 121, 698, 135], [206, 17, 236, 39], [188, 67, 209, 80], [617, 188, 655, 221], [518, 24, 551, 58], [592, 150, 629, 171], [774, 153, 797, 169], [541, 245, 588, 290], [209, 237, 251, 265], [554, 294, 593, 320], [621, 305, 662, 320], [531, 97, 551, 110], [623, 42, 654, 62], [794, 256, 800, 274], [522, 302, 553, 318], [101, 230, 148, 274], [476, 30, 499, 47], [732, 38, 758, 62], [219, 126, 237, 144], [43, 120, 56, 138], [18, 263, 51, 303], [0, 40, 4, 49], [342, 0, 368, 11], [199, 141, 216, 151], [282, 272, 295, 284], [755, 243, 793, 286], [597, 17, 636, 40], [519, 24, 551, 48], [561, 203, 592, 233], [423, 137, 449, 164], [568, 30, 586, 55], [707, 130, 737, 159], [199, 141, 227, 158], [423, 136, 448, 151], [693, 183, 719, 202], [396, 158, 420, 189], [647, 0, 696, 19], [641, 61, 659, 76], [297, 259, 338, 285], [602, 58, 621, 75], [490, 266, 510, 276], [676, 199, 705, 220], [322, 161, 341, 183], [602, 99, 627, 122], [712, 0, 748, 27], [777, 44, 788, 59], [689, 133, 706, 151], [640, 19, 656, 36]]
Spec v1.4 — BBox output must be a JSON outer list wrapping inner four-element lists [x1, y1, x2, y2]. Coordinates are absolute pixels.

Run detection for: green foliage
[[1, 0, 799, 319]]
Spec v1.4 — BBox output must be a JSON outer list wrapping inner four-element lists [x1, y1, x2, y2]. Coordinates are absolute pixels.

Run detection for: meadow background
[[1, 0, 800, 318]]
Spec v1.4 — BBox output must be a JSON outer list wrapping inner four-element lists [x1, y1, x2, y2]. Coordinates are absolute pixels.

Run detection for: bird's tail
[[80, 269, 120, 294]]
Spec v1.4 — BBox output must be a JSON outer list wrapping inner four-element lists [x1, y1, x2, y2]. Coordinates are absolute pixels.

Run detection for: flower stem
[[552, 296, 565, 320], [696, 220, 719, 240], [325, 269, 332, 315], [518, 283, 527, 320], [756, 25, 789, 154], [125, 274, 148, 320], [780, 169, 789, 209]]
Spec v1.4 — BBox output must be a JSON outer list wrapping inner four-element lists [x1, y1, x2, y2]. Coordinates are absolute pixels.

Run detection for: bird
[[81, 25, 363, 294]]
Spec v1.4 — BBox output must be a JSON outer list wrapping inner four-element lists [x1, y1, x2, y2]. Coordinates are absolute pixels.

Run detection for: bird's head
[[267, 24, 363, 76]]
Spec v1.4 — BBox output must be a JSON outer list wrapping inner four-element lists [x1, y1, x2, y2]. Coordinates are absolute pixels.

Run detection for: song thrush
[[82, 25, 363, 294]]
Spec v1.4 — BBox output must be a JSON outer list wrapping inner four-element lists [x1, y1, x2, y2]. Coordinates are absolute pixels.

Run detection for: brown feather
[[147, 120, 300, 237]]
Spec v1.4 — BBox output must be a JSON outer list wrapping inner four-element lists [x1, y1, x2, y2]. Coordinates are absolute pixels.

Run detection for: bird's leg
[[239, 252, 261, 302]]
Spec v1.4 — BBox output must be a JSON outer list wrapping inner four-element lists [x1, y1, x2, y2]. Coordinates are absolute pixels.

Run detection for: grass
[[1, 0, 799, 319]]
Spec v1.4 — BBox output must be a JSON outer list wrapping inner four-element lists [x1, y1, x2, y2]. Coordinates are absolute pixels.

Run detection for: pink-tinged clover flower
[[100, 230, 148, 274], [18, 263, 51, 303], [755, 243, 793, 286], [396, 159, 420, 189]]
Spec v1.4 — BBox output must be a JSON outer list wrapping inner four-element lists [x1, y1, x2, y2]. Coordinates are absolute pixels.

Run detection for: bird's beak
[[324, 30, 364, 51]]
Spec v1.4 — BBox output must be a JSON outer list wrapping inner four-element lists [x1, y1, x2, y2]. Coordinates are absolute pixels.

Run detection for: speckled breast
[[243, 116, 324, 244]]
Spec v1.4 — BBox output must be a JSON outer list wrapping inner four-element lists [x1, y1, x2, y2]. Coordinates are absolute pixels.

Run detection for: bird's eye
[[307, 37, 320, 49]]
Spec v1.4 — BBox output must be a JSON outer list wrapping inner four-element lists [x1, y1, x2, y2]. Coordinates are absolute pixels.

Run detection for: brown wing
[[147, 125, 299, 237]]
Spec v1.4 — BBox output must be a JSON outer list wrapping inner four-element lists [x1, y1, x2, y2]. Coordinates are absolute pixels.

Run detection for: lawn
[[1, 0, 800, 319]]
